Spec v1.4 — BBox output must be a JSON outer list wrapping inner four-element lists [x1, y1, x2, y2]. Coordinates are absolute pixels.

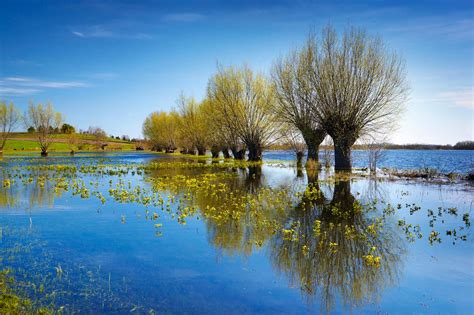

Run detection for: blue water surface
[[264, 149, 474, 174], [0, 152, 473, 314]]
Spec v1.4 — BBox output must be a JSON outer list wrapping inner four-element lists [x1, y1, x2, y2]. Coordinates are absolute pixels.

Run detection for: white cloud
[[0, 76, 89, 96], [163, 13, 205, 22], [72, 31, 85, 37], [71, 25, 151, 39], [0, 87, 41, 96]]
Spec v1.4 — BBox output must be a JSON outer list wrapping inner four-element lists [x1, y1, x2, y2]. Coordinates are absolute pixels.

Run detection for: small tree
[[280, 125, 306, 167], [60, 123, 75, 134], [364, 136, 387, 174], [309, 26, 408, 170], [0, 101, 21, 154], [24, 102, 62, 156], [67, 132, 79, 155], [322, 136, 333, 169], [88, 126, 107, 150]]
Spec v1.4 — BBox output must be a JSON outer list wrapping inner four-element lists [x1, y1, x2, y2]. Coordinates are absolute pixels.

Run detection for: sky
[[0, 0, 473, 144]]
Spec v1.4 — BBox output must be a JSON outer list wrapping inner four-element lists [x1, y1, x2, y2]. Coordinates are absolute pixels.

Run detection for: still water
[[0, 153, 473, 314], [264, 149, 474, 174]]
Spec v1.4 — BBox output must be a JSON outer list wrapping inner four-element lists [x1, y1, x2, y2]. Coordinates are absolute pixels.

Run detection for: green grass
[[0, 269, 54, 314], [2, 137, 136, 154]]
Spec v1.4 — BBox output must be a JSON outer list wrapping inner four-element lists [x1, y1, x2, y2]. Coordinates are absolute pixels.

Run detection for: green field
[[2, 133, 136, 154]]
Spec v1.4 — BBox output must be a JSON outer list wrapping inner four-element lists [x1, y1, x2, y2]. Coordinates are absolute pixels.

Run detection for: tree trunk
[[301, 128, 326, 168], [197, 146, 206, 156], [333, 138, 353, 171], [247, 143, 262, 161], [296, 151, 304, 168], [245, 166, 263, 193], [221, 147, 231, 159], [231, 147, 245, 160], [210, 146, 220, 158], [296, 167, 304, 178], [327, 179, 356, 220], [41, 150, 48, 157]]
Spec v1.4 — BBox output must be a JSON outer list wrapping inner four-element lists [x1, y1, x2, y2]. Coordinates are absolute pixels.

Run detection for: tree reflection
[[270, 175, 404, 313], [0, 178, 56, 209]]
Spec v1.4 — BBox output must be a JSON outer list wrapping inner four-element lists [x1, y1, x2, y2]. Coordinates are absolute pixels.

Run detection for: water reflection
[[270, 176, 404, 313], [2, 156, 470, 313], [165, 166, 406, 312]]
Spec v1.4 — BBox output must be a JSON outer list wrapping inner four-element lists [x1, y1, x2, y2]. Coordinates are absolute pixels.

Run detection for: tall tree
[[273, 39, 326, 166], [143, 111, 180, 152], [207, 65, 279, 161], [24, 102, 63, 156], [309, 26, 408, 170], [0, 101, 21, 154], [177, 94, 208, 155]]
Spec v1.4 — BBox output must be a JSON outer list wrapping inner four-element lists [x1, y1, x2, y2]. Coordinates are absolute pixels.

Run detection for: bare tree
[[280, 124, 306, 167], [309, 26, 408, 170], [322, 136, 333, 169], [364, 135, 387, 174], [24, 102, 63, 156], [88, 126, 108, 150], [67, 132, 79, 155], [273, 41, 326, 166], [0, 101, 21, 154], [207, 65, 279, 161]]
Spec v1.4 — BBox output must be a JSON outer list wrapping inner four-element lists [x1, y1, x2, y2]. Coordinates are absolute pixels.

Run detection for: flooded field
[[0, 153, 473, 314]]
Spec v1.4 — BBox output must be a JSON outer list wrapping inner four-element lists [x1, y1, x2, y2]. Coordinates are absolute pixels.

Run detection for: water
[[264, 149, 474, 174], [0, 152, 473, 314]]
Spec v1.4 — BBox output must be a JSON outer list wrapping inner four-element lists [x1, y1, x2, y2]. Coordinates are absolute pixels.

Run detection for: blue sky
[[1, 0, 472, 144]]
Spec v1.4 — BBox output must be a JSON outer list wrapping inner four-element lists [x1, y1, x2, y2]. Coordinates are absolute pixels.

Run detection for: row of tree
[[143, 25, 409, 170]]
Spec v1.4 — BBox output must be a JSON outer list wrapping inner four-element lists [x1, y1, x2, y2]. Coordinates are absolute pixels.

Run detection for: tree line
[[143, 25, 409, 170], [0, 101, 134, 156]]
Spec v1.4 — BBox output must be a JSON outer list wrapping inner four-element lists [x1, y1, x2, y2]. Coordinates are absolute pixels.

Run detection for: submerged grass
[[0, 268, 54, 315]]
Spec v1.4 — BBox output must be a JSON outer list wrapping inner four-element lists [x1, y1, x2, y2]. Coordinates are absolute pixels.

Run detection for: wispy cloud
[[71, 25, 151, 39], [385, 18, 474, 40], [163, 13, 205, 22], [72, 31, 85, 37], [435, 88, 473, 110], [0, 76, 89, 96], [0, 87, 41, 96]]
